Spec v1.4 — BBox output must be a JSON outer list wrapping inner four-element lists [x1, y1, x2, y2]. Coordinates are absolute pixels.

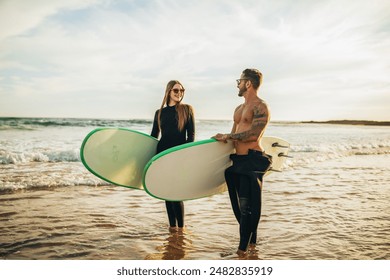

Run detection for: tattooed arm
[[225, 102, 269, 142]]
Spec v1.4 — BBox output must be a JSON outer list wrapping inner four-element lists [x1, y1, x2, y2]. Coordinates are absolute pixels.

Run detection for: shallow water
[[1, 154, 389, 260], [1, 119, 389, 259]]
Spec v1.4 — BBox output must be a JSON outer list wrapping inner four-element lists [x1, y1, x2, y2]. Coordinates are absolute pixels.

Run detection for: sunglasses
[[236, 79, 248, 86], [171, 88, 185, 94]]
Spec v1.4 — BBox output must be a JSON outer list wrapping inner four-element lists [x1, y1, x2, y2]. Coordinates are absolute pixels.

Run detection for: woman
[[151, 80, 195, 231]]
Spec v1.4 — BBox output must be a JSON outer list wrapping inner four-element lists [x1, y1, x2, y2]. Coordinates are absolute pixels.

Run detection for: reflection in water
[[220, 244, 261, 260], [145, 229, 192, 260], [2, 154, 390, 260]]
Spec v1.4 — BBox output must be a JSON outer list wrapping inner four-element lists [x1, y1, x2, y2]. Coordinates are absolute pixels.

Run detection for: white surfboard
[[80, 128, 158, 189], [143, 136, 290, 201], [261, 136, 291, 174]]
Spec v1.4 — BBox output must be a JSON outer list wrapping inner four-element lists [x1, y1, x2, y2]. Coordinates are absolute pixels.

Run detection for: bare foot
[[248, 243, 257, 250], [169, 226, 178, 233], [177, 226, 186, 233], [236, 249, 247, 257]]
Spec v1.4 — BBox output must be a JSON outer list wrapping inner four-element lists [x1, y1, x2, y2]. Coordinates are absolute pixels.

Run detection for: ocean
[[0, 117, 389, 260]]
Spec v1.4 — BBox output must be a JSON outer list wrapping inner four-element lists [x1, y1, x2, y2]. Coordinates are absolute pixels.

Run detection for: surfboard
[[260, 136, 291, 175], [80, 128, 158, 189], [143, 136, 290, 201]]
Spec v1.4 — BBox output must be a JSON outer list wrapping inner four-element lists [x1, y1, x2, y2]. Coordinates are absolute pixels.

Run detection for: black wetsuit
[[151, 104, 195, 227], [224, 149, 272, 251]]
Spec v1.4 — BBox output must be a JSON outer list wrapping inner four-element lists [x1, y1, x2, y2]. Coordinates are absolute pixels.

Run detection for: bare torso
[[232, 98, 269, 155]]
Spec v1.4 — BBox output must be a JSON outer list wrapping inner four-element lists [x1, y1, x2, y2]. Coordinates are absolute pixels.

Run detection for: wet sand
[[1, 154, 389, 260]]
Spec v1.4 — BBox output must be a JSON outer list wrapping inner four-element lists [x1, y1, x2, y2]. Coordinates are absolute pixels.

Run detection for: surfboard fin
[[278, 152, 293, 158], [269, 168, 282, 172], [272, 142, 290, 148]]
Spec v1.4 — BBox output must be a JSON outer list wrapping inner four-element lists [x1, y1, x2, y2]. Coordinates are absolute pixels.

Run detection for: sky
[[0, 0, 389, 121]]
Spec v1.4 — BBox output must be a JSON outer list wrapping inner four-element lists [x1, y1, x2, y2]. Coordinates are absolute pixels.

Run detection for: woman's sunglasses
[[171, 89, 185, 94]]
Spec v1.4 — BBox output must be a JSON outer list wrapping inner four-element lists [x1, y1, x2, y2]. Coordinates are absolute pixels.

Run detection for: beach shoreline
[[1, 153, 389, 260], [1, 118, 389, 260], [301, 120, 390, 126]]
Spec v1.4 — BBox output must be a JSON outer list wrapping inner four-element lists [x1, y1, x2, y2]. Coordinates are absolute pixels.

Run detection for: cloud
[[0, 0, 389, 120], [0, 0, 104, 40]]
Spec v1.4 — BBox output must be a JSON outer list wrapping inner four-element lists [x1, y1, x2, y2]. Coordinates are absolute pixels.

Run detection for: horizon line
[[1, 116, 389, 124]]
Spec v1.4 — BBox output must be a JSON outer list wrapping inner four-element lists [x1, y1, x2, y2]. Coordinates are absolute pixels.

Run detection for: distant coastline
[[1, 116, 390, 127], [302, 120, 390, 126]]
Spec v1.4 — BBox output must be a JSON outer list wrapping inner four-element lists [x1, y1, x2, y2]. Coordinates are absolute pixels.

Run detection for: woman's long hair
[[157, 80, 192, 131]]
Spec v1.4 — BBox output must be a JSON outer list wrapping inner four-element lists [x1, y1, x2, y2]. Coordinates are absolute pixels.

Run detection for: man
[[213, 68, 272, 256]]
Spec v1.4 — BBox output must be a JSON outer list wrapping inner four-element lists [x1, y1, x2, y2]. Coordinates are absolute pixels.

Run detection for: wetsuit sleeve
[[186, 105, 195, 143], [151, 110, 160, 138]]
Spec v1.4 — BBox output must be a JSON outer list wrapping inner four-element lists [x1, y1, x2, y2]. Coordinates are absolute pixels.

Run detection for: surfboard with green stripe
[[80, 128, 158, 189], [143, 136, 290, 201]]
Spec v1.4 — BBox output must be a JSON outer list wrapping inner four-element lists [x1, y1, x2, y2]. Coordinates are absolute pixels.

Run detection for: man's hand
[[212, 133, 228, 143]]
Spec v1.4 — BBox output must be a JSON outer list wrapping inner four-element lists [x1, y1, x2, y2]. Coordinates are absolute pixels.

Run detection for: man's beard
[[238, 88, 246, 97]]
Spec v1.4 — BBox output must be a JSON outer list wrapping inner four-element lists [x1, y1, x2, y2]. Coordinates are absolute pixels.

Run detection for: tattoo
[[229, 104, 268, 141]]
